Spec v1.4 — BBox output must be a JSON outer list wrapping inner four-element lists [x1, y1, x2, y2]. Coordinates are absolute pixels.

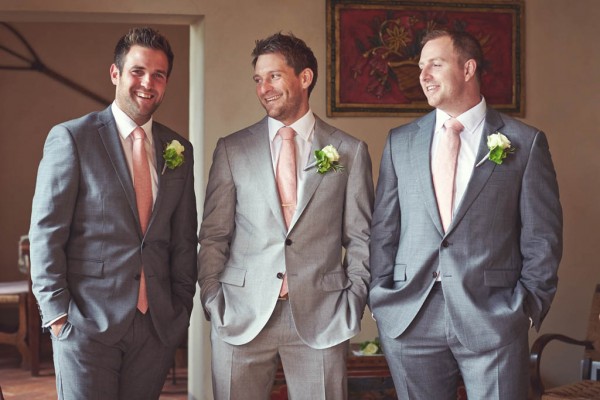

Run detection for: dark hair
[[421, 30, 484, 83], [114, 27, 174, 77], [251, 32, 318, 96]]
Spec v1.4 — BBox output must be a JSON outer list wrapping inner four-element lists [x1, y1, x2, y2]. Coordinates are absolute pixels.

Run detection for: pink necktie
[[276, 127, 297, 297], [132, 127, 151, 313], [432, 118, 464, 232]]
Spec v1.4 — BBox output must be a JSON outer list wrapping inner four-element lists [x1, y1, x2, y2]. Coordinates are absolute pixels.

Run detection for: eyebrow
[[419, 57, 445, 66], [129, 64, 168, 74], [253, 70, 282, 79]]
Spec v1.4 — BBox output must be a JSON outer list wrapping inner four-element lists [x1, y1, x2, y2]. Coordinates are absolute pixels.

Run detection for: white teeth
[[266, 95, 281, 102], [137, 92, 152, 99]]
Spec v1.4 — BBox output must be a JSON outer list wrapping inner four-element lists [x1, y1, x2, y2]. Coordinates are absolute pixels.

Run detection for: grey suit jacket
[[198, 116, 373, 349], [369, 108, 562, 353], [29, 106, 198, 347]]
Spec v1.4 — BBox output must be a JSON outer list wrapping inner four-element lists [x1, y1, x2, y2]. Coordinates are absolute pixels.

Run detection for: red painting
[[326, 0, 524, 116]]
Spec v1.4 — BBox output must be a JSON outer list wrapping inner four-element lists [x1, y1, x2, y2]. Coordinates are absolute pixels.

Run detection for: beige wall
[[1, 0, 599, 391]]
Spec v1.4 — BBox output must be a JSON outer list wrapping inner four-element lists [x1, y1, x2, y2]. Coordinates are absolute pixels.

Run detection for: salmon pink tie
[[432, 118, 464, 233], [276, 126, 297, 297], [132, 127, 151, 313]]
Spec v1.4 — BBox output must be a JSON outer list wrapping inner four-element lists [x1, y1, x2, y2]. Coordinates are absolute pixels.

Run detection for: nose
[[140, 73, 152, 88], [257, 80, 272, 95], [419, 66, 430, 82]]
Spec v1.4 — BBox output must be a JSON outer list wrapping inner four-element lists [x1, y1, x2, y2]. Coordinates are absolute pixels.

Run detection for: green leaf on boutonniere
[[162, 140, 185, 174], [489, 146, 506, 164]]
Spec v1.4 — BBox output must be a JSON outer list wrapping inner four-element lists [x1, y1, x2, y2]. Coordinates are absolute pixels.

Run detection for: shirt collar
[[435, 97, 487, 134], [111, 102, 154, 145], [268, 109, 315, 143]]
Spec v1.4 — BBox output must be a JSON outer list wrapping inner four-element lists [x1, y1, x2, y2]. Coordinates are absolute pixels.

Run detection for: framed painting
[[326, 0, 525, 117]]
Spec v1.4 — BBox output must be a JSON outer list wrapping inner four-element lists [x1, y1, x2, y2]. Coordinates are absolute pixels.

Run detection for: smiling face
[[418, 35, 477, 116], [110, 45, 169, 126], [253, 53, 312, 126]]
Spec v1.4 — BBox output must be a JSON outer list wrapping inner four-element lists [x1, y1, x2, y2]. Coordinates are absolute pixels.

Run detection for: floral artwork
[[326, 0, 524, 116]]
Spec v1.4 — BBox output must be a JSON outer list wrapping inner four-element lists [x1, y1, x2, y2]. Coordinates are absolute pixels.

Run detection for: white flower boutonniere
[[356, 337, 383, 355], [162, 140, 185, 175], [314, 145, 344, 174], [476, 132, 515, 167]]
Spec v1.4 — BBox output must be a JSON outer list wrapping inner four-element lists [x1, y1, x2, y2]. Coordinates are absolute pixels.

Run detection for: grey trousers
[[51, 311, 177, 400], [379, 283, 529, 400], [210, 299, 348, 400]]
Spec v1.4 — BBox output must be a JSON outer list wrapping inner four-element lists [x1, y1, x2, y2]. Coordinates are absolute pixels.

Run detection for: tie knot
[[444, 118, 464, 135], [278, 127, 296, 140], [133, 127, 146, 140]]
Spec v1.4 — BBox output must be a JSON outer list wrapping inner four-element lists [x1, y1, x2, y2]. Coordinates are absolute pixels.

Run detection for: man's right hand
[[50, 315, 68, 337]]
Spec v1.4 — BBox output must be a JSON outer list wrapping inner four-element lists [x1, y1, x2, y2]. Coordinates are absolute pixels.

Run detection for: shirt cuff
[[45, 313, 67, 328]]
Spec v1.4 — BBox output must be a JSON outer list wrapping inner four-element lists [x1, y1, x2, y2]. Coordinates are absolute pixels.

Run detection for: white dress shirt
[[431, 97, 487, 215], [268, 110, 316, 209], [111, 102, 158, 204]]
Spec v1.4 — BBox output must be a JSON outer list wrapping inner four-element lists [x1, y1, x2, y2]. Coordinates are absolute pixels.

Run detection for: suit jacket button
[[134, 274, 141, 281], [432, 271, 439, 279], [441, 240, 449, 248], [285, 239, 292, 246], [276, 272, 284, 279]]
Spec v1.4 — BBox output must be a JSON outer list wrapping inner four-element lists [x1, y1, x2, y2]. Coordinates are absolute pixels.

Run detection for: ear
[[464, 59, 477, 82], [110, 64, 120, 85], [300, 68, 314, 90]]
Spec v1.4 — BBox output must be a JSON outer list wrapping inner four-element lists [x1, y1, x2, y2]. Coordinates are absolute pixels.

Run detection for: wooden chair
[[530, 284, 600, 399], [0, 281, 30, 368], [0, 235, 42, 376]]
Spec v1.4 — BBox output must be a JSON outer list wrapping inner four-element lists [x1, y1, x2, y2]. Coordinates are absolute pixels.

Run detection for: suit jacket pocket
[[219, 266, 246, 287], [321, 271, 351, 292], [67, 259, 104, 278], [484, 269, 520, 287], [393, 264, 407, 282]]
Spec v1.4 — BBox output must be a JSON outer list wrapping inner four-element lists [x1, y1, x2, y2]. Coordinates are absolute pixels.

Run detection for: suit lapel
[[244, 118, 288, 231], [148, 124, 168, 234], [153, 126, 166, 182], [449, 108, 504, 232], [413, 112, 445, 235], [96, 107, 141, 234], [292, 118, 339, 230]]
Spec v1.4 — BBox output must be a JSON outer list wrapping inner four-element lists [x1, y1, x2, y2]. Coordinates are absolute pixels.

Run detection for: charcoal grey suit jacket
[[369, 108, 562, 352], [29, 106, 197, 347]]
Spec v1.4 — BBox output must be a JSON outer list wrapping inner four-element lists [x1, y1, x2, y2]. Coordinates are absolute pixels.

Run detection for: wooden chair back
[[530, 284, 600, 399]]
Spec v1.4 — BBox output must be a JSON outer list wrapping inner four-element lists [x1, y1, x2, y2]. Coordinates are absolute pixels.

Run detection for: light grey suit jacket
[[198, 116, 373, 349], [29, 106, 198, 347], [369, 108, 562, 353]]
